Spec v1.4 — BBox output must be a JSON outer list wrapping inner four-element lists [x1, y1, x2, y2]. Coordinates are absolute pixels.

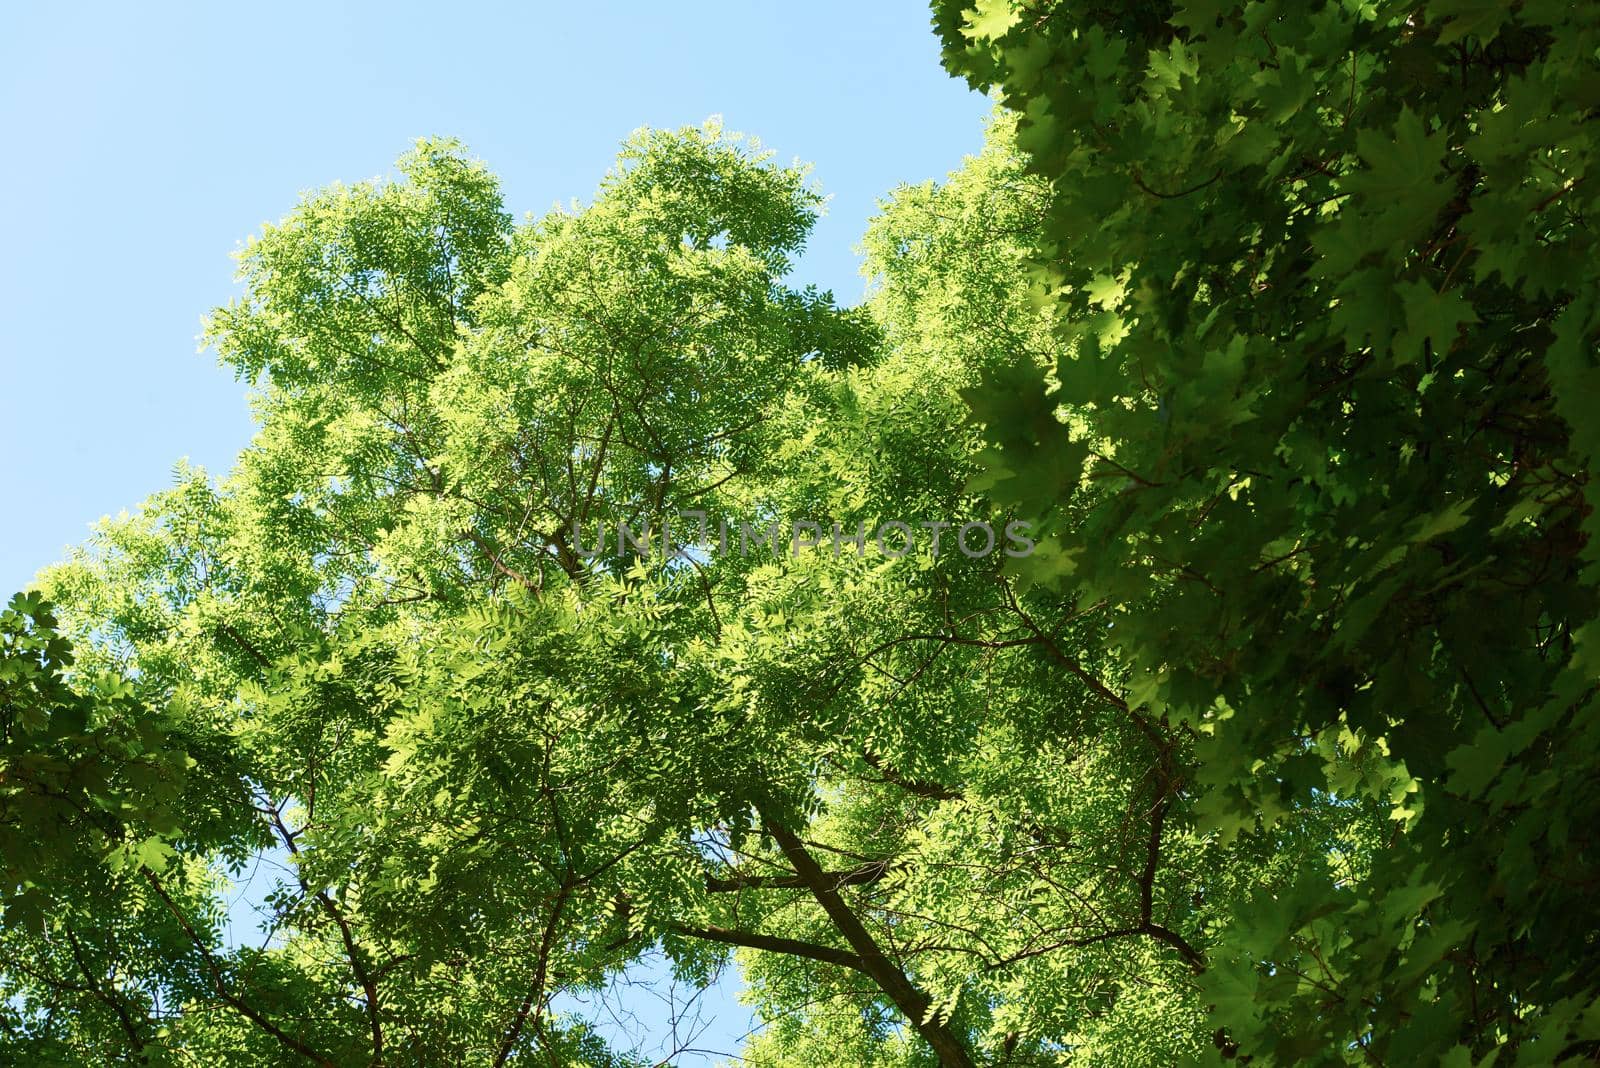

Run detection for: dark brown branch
[[668, 922, 870, 975], [1130, 166, 1224, 200], [494, 873, 574, 1066], [142, 870, 335, 1066], [63, 926, 146, 1051], [999, 582, 1174, 757], [758, 807, 976, 1068], [707, 859, 891, 893], [1144, 922, 1207, 971], [267, 807, 384, 1063], [466, 530, 540, 592], [216, 622, 273, 671], [1130, 794, 1206, 972], [862, 752, 963, 802], [992, 921, 1205, 972]]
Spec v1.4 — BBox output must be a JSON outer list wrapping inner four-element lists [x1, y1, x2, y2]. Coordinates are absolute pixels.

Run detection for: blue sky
[[1, 0, 992, 594], [0, 2, 989, 1060]]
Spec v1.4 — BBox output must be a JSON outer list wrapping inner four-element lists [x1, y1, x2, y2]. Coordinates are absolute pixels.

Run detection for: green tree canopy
[[4, 118, 1259, 1066], [3, 4, 1597, 1063]]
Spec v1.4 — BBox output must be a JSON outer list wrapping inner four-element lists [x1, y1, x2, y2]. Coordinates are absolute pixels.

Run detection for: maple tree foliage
[[1, 4, 1597, 1066], [936, 0, 1600, 1063]]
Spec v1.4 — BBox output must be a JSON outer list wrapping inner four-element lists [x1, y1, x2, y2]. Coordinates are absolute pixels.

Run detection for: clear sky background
[[0, 2, 990, 1061]]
